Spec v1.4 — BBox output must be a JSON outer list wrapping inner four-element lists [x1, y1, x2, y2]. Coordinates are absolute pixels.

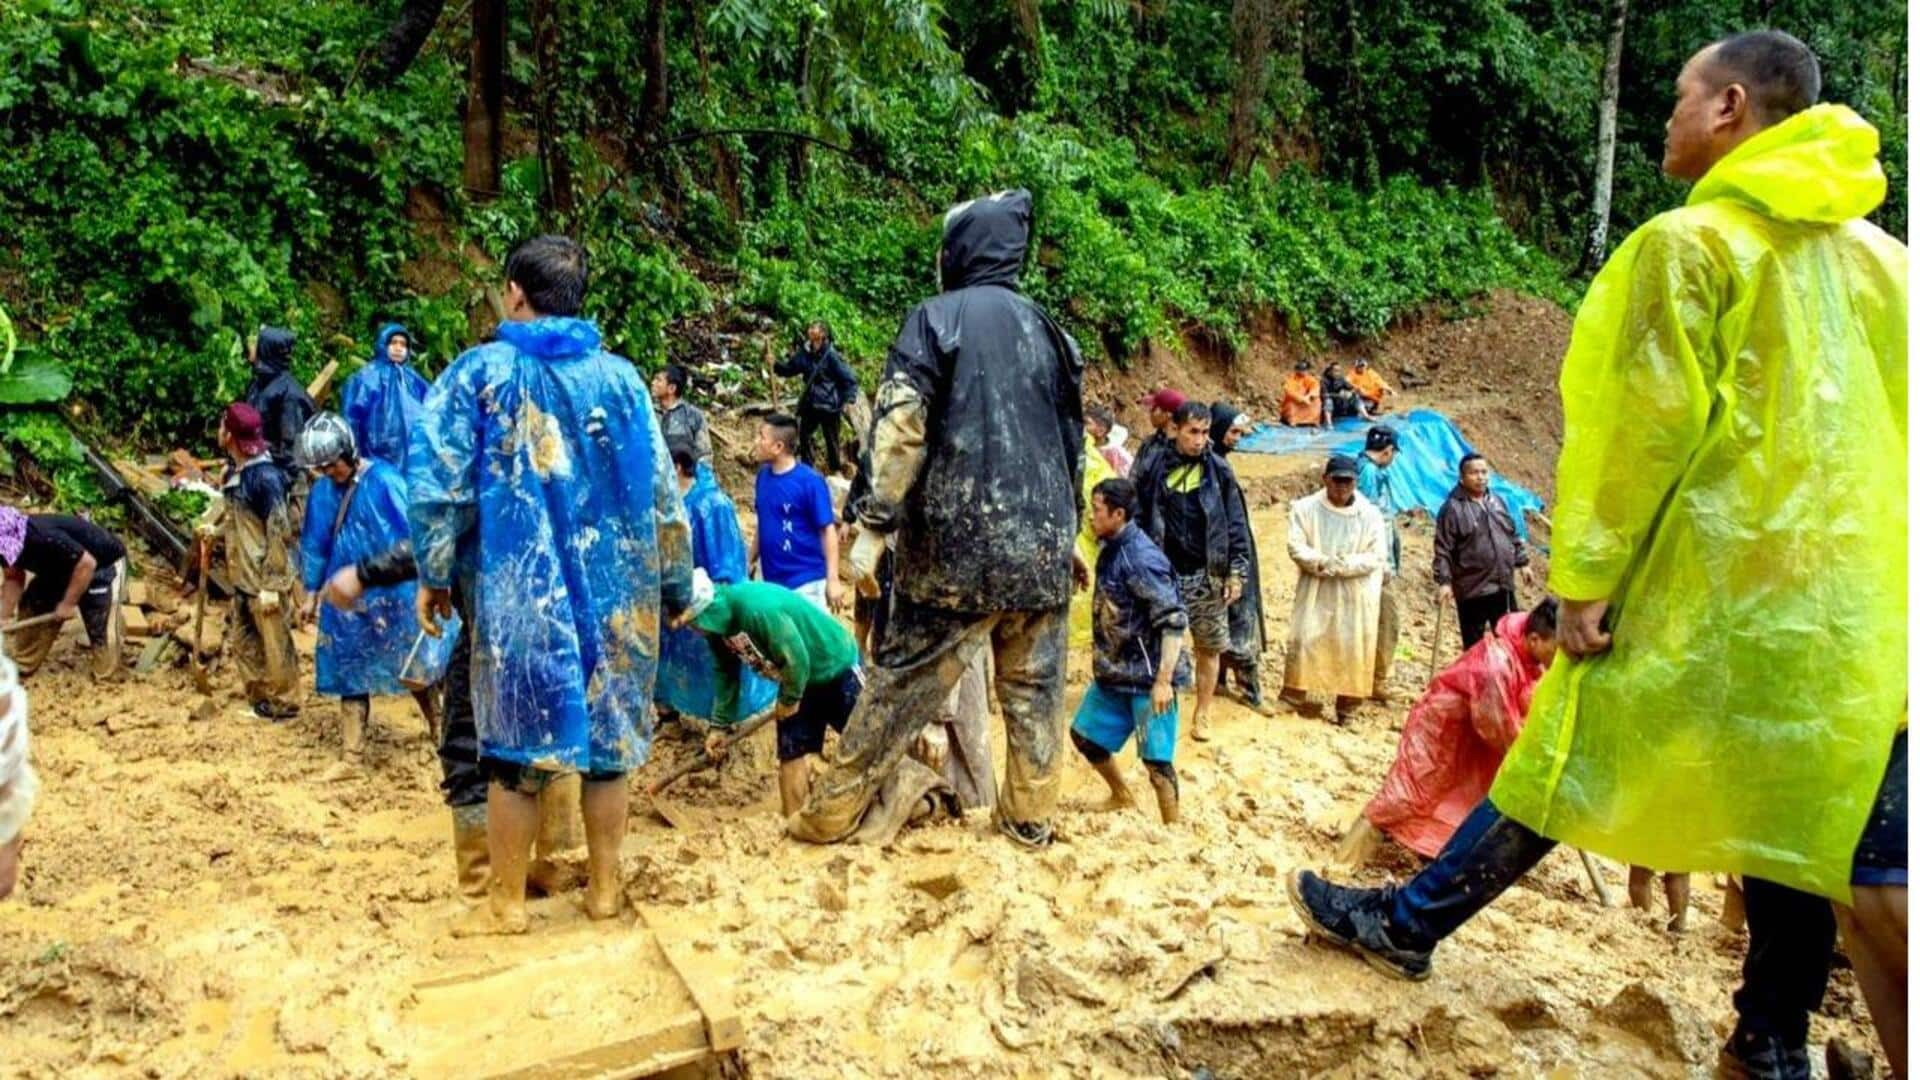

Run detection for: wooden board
[[639, 906, 744, 1054]]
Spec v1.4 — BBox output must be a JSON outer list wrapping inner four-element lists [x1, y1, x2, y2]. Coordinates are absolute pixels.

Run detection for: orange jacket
[[1348, 367, 1390, 405], [1280, 372, 1321, 426]]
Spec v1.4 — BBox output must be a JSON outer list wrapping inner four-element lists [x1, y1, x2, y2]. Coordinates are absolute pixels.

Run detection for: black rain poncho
[[244, 327, 316, 483]]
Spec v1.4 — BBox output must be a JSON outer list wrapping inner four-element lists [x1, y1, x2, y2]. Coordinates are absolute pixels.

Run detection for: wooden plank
[[482, 1014, 710, 1080], [639, 907, 744, 1054]]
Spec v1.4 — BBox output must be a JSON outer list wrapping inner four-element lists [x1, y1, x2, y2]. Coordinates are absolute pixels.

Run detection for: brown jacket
[[1432, 485, 1527, 600]]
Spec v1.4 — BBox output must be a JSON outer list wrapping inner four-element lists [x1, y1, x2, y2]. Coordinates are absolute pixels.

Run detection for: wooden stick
[[305, 359, 341, 405], [0, 611, 64, 634], [1426, 589, 1448, 682], [1579, 850, 1615, 906]]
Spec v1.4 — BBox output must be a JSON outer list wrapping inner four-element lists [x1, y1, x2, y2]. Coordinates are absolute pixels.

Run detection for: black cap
[[1365, 425, 1397, 452], [1325, 453, 1359, 479]]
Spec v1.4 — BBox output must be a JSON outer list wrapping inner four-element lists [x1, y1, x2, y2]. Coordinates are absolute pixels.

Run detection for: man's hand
[[1435, 583, 1453, 607], [1072, 551, 1091, 592], [324, 565, 366, 611], [1558, 598, 1613, 659], [704, 730, 729, 761], [417, 586, 454, 638], [1223, 575, 1244, 606], [826, 577, 848, 612], [51, 600, 78, 623], [1150, 677, 1174, 716], [848, 525, 886, 598], [1519, 565, 1537, 590]]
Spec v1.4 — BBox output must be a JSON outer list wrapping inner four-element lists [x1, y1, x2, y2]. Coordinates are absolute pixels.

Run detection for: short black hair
[[1173, 401, 1212, 427], [1525, 597, 1560, 638], [667, 437, 696, 475], [1709, 30, 1820, 125], [1086, 405, 1115, 433], [1092, 477, 1136, 519], [1459, 452, 1488, 476], [506, 234, 588, 317], [761, 412, 800, 453], [660, 363, 689, 395]]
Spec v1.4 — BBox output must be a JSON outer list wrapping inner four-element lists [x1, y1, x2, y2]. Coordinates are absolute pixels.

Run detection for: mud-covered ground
[[0, 306, 1887, 1077]]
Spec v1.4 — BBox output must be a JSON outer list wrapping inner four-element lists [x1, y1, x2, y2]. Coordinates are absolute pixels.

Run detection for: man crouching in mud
[[790, 188, 1085, 848]]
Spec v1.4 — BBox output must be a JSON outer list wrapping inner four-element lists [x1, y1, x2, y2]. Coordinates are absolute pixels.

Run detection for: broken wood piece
[[639, 907, 744, 1054], [306, 359, 341, 405], [122, 606, 153, 638]]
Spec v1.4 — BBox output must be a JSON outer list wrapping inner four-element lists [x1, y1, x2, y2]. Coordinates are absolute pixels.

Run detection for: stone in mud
[[907, 870, 964, 901], [1594, 981, 1712, 1064], [1016, 951, 1111, 1009], [276, 999, 339, 1054]]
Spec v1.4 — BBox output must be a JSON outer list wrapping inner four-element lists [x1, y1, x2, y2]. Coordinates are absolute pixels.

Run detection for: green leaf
[[0, 303, 12, 374], [0, 350, 73, 405]]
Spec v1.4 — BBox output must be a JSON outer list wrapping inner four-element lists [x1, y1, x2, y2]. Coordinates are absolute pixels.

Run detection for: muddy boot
[[526, 773, 583, 896], [450, 803, 489, 903], [1190, 710, 1212, 742], [321, 698, 369, 781]]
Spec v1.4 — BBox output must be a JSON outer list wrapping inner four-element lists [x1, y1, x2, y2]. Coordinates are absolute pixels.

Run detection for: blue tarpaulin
[[1237, 408, 1544, 543]]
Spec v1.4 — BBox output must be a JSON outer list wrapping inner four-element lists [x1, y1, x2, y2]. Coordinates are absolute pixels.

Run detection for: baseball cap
[[1324, 453, 1360, 479], [1138, 388, 1187, 412], [222, 402, 270, 457], [1365, 425, 1398, 452]]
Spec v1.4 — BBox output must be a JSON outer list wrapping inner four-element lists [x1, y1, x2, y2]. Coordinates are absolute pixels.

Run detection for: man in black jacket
[[1432, 453, 1532, 648], [776, 321, 859, 474], [245, 326, 316, 520], [794, 189, 1084, 849], [1134, 401, 1252, 743]]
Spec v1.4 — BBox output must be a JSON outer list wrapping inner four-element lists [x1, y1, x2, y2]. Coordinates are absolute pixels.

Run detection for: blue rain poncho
[[300, 458, 457, 697], [407, 316, 693, 774], [658, 462, 778, 724], [340, 323, 431, 468]]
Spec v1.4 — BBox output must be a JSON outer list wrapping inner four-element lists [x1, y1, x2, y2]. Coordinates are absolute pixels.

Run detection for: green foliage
[[0, 351, 74, 405], [0, 411, 101, 510], [153, 486, 211, 528]]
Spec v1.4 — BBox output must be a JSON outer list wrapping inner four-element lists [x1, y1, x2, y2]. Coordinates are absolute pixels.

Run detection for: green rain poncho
[[1489, 105, 1908, 902]]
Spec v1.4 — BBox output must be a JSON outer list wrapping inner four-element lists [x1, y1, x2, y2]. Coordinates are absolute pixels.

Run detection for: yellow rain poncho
[[1071, 434, 1116, 646], [1490, 105, 1907, 902]]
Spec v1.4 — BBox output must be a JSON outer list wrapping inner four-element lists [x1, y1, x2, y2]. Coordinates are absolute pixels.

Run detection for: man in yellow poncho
[[1288, 32, 1906, 1076]]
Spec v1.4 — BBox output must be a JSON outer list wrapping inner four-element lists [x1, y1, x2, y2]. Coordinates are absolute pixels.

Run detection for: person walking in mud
[[1070, 479, 1190, 824], [409, 235, 693, 934], [792, 189, 1084, 849], [1354, 426, 1402, 701], [775, 320, 859, 475], [199, 403, 302, 720], [1289, 32, 1908, 1077], [1132, 401, 1252, 742]]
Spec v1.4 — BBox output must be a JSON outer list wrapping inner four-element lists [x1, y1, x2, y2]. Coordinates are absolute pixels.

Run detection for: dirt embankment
[[0, 294, 1885, 1078]]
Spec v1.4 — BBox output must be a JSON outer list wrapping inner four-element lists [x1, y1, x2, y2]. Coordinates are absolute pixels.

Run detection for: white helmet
[[294, 412, 357, 469]]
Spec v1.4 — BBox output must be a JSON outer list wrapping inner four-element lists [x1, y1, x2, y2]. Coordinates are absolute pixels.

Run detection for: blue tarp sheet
[[1237, 408, 1544, 544]]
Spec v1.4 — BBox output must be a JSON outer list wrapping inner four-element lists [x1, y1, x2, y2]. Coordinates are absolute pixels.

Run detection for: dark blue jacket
[[1092, 522, 1193, 692], [777, 340, 859, 415]]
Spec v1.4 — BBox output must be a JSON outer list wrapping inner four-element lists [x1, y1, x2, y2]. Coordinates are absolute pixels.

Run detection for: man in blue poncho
[[340, 323, 430, 469], [295, 413, 451, 777], [656, 438, 777, 728], [409, 235, 692, 935]]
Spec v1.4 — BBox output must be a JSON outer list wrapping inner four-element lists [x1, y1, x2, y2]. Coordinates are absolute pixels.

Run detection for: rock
[[189, 699, 218, 724], [907, 870, 964, 901], [815, 877, 849, 913], [276, 1001, 338, 1054], [1595, 981, 1712, 1064]]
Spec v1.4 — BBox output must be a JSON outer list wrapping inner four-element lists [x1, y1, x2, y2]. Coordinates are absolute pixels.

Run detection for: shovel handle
[[646, 706, 780, 797], [0, 611, 65, 634]]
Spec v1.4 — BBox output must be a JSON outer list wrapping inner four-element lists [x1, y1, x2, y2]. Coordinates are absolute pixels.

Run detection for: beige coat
[[1285, 489, 1387, 697]]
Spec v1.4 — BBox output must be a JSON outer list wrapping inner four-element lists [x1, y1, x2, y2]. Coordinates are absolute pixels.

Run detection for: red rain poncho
[[1365, 610, 1546, 858]]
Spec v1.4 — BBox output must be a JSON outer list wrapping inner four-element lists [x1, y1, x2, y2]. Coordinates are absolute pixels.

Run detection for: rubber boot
[[321, 698, 369, 782], [450, 803, 489, 903], [526, 773, 583, 896]]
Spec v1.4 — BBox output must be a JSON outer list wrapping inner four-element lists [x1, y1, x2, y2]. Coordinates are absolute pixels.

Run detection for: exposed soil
[[0, 297, 1885, 1078]]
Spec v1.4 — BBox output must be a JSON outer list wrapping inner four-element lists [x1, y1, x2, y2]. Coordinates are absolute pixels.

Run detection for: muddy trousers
[[230, 592, 299, 707], [794, 598, 1068, 843], [1373, 578, 1399, 696], [436, 606, 485, 809], [8, 558, 124, 678]]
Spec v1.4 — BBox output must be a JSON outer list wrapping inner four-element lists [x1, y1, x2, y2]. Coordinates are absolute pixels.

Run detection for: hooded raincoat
[[301, 458, 456, 697], [1211, 403, 1267, 665], [407, 316, 693, 775], [1367, 610, 1546, 858], [1069, 434, 1115, 647], [340, 323, 431, 468], [1284, 488, 1387, 697], [245, 328, 316, 484], [658, 463, 779, 723], [855, 188, 1085, 612], [1489, 105, 1908, 901]]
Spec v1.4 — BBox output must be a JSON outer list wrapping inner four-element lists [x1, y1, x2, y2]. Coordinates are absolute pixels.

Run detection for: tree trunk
[[462, 0, 506, 200], [1225, 0, 1277, 179], [1580, 0, 1629, 274], [367, 0, 448, 87], [789, 16, 813, 197], [690, 1, 742, 219], [531, 0, 574, 221], [639, 0, 670, 141]]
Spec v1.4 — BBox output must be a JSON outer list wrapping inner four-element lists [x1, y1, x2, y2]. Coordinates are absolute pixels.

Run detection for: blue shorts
[[1072, 683, 1179, 763], [1852, 728, 1907, 887]]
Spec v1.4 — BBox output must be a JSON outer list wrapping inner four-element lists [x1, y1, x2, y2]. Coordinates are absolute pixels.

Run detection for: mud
[[1, 306, 1887, 1077]]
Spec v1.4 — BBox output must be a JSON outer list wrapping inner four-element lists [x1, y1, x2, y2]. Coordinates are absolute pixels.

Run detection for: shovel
[[0, 611, 66, 635], [189, 539, 213, 694], [644, 706, 779, 827]]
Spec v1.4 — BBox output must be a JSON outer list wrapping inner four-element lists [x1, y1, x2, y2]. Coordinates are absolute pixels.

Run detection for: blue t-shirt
[[755, 462, 834, 588]]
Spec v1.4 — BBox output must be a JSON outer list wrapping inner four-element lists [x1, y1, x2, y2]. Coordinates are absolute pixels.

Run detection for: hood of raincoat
[[1490, 609, 1539, 673], [939, 188, 1031, 292], [1208, 401, 1242, 456], [254, 327, 295, 378], [373, 323, 412, 366], [692, 581, 737, 637], [1687, 104, 1887, 224], [495, 316, 603, 360]]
